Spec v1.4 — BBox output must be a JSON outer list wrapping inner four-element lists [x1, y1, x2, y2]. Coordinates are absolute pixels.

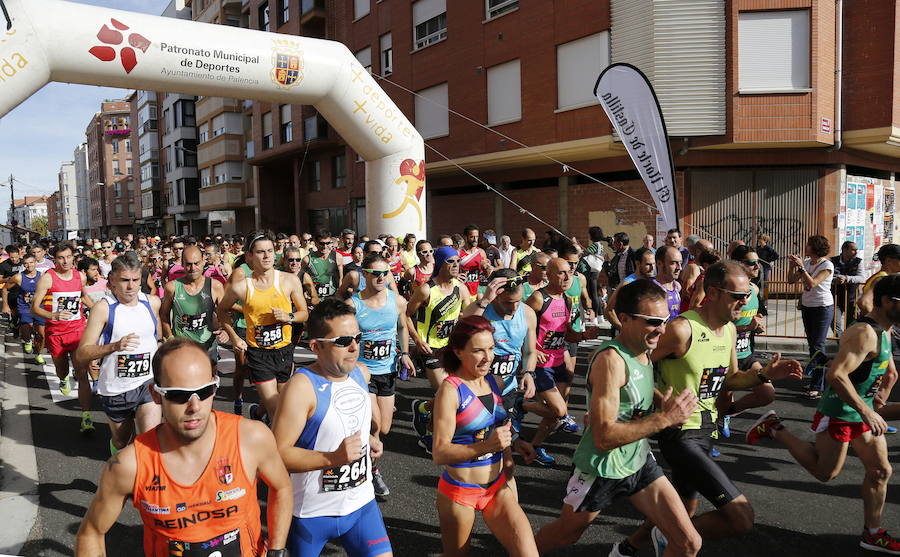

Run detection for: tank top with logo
[[97, 292, 158, 396], [732, 283, 759, 360], [415, 279, 464, 349], [173, 277, 216, 348], [458, 248, 483, 297], [244, 271, 292, 350], [565, 274, 584, 333], [484, 302, 528, 395], [444, 374, 506, 468], [291, 367, 374, 518], [352, 290, 399, 376], [307, 252, 338, 298], [657, 310, 735, 431], [44, 269, 85, 335], [574, 341, 655, 478], [653, 279, 682, 322], [16, 270, 40, 316], [133, 411, 263, 556], [535, 289, 570, 368]]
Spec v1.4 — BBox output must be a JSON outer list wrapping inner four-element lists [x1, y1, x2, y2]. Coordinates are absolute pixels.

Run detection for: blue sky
[[0, 0, 171, 199]]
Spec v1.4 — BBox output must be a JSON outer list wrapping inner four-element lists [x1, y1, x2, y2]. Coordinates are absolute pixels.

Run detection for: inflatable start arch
[[0, 0, 427, 237]]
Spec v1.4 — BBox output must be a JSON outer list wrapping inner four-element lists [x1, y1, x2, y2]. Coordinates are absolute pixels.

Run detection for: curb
[[0, 324, 38, 556]]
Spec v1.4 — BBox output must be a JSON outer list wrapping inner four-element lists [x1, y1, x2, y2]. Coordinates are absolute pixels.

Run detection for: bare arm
[[406, 283, 430, 348], [827, 324, 887, 433], [241, 420, 292, 551], [30, 272, 54, 320], [75, 301, 133, 366], [75, 448, 137, 556], [217, 279, 247, 349], [604, 285, 622, 328], [159, 281, 176, 339]]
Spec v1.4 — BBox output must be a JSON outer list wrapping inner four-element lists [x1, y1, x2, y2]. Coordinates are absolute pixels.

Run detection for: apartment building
[[57, 161, 79, 239], [134, 89, 165, 235], [47, 192, 62, 239], [240, 0, 899, 268], [192, 0, 256, 235], [85, 99, 135, 238], [73, 142, 91, 238]]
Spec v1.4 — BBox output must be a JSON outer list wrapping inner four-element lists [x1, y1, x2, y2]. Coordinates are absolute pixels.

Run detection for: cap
[[484, 234, 496, 245], [876, 243, 900, 261]]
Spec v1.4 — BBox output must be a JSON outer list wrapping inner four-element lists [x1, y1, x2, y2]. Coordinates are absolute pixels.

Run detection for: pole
[[8, 173, 16, 243]]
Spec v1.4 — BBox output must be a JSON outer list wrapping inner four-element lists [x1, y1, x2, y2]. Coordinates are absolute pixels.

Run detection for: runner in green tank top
[[302, 232, 341, 299], [160, 246, 225, 367], [536, 279, 701, 556], [746, 274, 900, 554], [620, 262, 801, 554], [522, 251, 549, 300]]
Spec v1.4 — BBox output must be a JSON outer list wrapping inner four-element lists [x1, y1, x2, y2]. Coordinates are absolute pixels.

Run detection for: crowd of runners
[[0, 225, 898, 557]]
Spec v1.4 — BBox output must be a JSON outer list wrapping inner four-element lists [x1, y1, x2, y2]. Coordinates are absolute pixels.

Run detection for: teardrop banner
[[594, 63, 679, 233]]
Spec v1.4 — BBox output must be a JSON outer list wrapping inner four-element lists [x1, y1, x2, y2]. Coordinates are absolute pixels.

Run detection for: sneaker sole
[[410, 399, 427, 437], [745, 409, 778, 444], [860, 540, 900, 555], [651, 528, 667, 557], [416, 438, 432, 455]]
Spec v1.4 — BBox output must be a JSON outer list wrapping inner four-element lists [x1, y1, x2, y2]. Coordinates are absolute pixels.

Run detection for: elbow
[[592, 429, 616, 452]]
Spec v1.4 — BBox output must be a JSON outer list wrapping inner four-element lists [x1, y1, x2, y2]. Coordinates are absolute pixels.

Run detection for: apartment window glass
[[174, 99, 196, 127], [308, 160, 321, 191], [163, 108, 171, 133], [148, 105, 157, 120], [212, 114, 226, 137], [414, 82, 449, 139], [259, 3, 270, 31], [487, 59, 521, 125], [486, 0, 517, 19], [278, 0, 289, 25], [738, 10, 810, 92], [413, 0, 446, 50], [556, 32, 609, 110], [126, 140, 132, 153], [175, 139, 197, 167], [354, 0, 369, 19], [280, 104, 293, 143], [333, 154, 347, 188], [112, 139, 119, 154], [355, 47, 372, 73], [380, 33, 393, 76], [262, 111, 273, 149], [304, 115, 325, 140], [201, 167, 212, 187]]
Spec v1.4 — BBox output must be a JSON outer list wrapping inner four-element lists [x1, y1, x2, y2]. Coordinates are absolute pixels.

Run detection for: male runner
[[75, 338, 293, 556], [0, 244, 24, 324], [616, 261, 801, 554], [76, 252, 163, 454], [160, 245, 225, 368], [272, 299, 393, 557], [535, 280, 701, 557], [747, 273, 900, 554], [97, 240, 115, 278], [407, 246, 473, 453], [3, 253, 46, 362], [652, 246, 683, 322], [857, 244, 900, 316], [605, 247, 656, 329], [458, 224, 492, 297], [338, 240, 399, 298], [679, 238, 713, 314], [218, 231, 309, 423], [522, 251, 550, 299], [32, 242, 94, 433], [522, 258, 599, 466], [303, 230, 341, 301], [346, 253, 413, 498], [512, 228, 540, 277]]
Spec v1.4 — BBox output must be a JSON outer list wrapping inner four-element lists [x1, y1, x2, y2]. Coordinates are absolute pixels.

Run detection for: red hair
[[441, 315, 495, 372]]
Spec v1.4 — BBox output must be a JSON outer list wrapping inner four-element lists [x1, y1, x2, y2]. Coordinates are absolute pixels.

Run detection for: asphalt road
[[4, 331, 900, 557]]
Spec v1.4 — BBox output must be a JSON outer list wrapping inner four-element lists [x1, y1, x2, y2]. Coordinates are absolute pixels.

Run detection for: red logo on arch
[[88, 18, 151, 74]]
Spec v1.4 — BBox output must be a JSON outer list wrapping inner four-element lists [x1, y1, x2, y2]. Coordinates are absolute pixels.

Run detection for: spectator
[[830, 241, 865, 336], [583, 226, 607, 314], [666, 228, 691, 264], [642, 234, 654, 250], [789, 235, 834, 399], [602, 232, 634, 290], [481, 229, 502, 268], [498, 234, 515, 269], [726, 240, 746, 259]]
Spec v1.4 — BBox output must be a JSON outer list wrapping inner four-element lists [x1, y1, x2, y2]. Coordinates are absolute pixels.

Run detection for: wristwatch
[[266, 550, 286, 557], [477, 300, 488, 309], [757, 371, 772, 384]]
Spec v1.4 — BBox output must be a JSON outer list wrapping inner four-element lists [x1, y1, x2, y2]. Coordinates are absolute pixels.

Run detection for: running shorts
[[19, 312, 45, 326], [534, 364, 572, 393], [415, 349, 444, 372], [655, 425, 742, 508], [246, 344, 294, 384], [811, 411, 870, 443], [288, 499, 391, 557], [101, 380, 154, 423], [437, 471, 506, 511], [563, 454, 664, 513], [45, 327, 83, 359], [738, 354, 764, 371], [368, 372, 397, 397]]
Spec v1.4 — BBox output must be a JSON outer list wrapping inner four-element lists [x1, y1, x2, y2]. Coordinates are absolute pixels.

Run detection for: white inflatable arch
[[0, 0, 426, 237]]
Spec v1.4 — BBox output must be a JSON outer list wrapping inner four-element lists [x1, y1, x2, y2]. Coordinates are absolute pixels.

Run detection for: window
[[175, 139, 197, 167], [115, 203, 122, 218], [212, 114, 226, 137], [259, 3, 270, 31], [262, 111, 273, 149], [380, 33, 393, 76], [354, 0, 369, 19], [148, 105, 157, 120], [487, 59, 521, 125], [201, 167, 212, 187], [414, 82, 449, 139], [738, 10, 810, 92], [413, 0, 447, 50], [114, 159, 122, 175], [114, 183, 122, 198], [333, 154, 347, 188], [128, 202, 135, 217], [280, 104, 293, 143], [163, 108, 171, 133], [278, 0, 289, 25], [556, 32, 609, 110], [126, 140, 132, 153], [356, 47, 372, 73], [304, 115, 327, 141], [173, 99, 196, 127], [308, 160, 321, 191], [200, 128, 209, 143], [486, 0, 517, 19], [112, 139, 119, 154], [126, 161, 132, 176]]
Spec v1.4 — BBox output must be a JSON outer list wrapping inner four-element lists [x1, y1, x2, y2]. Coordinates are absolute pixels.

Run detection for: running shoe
[[23, 341, 32, 354], [510, 396, 526, 434], [417, 434, 433, 455], [233, 398, 243, 416], [746, 410, 783, 445], [710, 447, 721, 458], [533, 447, 556, 467], [887, 426, 897, 434], [411, 399, 429, 439], [59, 375, 72, 396], [651, 526, 668, 557], [608, 541, 638, 557], [91, 380, 99, 394], [372, 468, 390, 498], [562, 414, 581, 433], [719, 415, 732, 438], [34, 354, 45, 365], [249, 403, 269, 425], [860, 529, 900, 554], [80, 412, 95, 435]]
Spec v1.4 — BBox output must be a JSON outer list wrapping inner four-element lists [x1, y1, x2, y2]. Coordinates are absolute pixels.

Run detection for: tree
[[31, 216, 48, 237]]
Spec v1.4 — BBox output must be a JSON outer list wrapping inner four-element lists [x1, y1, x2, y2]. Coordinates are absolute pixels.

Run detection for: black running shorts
[[246, 344, 294, 384], [656, 425, 743, 508], [563, 454, 664, 513]]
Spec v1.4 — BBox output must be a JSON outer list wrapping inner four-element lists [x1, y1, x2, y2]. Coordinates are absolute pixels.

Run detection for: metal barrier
[[757, 280, 863, 341]]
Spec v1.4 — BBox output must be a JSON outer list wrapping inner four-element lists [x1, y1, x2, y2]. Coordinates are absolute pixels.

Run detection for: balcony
[[140, 120, 158, 135], [301, 0, 326, 24], [197, 137, 244, 167], [139, 146, 159, 165], [196, 97, 241, 123], [200, 181, 245, 211]]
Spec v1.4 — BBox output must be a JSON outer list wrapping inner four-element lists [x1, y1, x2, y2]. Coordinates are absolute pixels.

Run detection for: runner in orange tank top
[[75, 338, 293, 557]]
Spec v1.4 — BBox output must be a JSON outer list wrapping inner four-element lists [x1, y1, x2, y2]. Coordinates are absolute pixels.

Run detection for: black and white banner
[[594, 63, 679, 232]]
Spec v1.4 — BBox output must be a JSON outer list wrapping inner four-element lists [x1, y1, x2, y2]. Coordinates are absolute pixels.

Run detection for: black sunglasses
[[287, 258, 303, 263], [314, 333, 363, 347], [364, 269, 390, 277], [152, 377, 219, 404]]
